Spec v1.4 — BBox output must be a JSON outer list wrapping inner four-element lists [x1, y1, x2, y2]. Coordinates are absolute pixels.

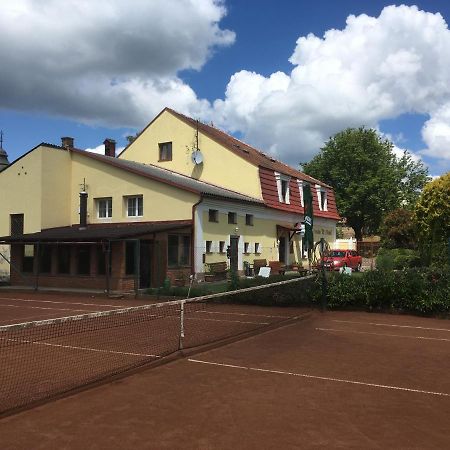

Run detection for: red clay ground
[[1, 308, 449, 449]]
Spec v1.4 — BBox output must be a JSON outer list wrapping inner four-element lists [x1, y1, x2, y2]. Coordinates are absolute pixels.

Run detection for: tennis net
[[0, 276, 314, 415]]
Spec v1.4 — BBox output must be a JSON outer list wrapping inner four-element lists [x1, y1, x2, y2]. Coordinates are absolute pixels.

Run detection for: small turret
[[0, 131, 10, 171]]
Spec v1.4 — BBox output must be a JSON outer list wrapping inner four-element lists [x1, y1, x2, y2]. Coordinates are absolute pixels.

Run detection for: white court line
[[0, 304, 97, 313], [186, 317, 269, 325], [317, 327, 450, 342], [2, 337, 160, 358], [196, 310, 289, 319], [0, 297, 126, 308], [333, 319, 450, 333], [188, 358, 450, 398]]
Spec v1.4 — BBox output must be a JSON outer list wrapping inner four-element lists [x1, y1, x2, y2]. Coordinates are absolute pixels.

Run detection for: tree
[[302, 127, 429, 241], [414, 172, 450, 265], [380, 208, 417, 249]]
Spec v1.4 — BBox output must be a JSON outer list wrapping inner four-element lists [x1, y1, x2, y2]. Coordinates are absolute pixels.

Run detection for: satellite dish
[[191, 150, 204, 165]]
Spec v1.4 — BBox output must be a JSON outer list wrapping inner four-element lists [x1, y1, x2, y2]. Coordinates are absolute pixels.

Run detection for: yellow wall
[[70, 153, 197, 224], [0, 147, 44, 235], [201, 210, 304, 267], [41, 147, 72, 229], [119, 110, 263, 199]]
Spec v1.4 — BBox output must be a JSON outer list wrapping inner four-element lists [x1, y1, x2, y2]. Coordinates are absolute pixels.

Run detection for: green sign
[[303, 183, 314, 251]]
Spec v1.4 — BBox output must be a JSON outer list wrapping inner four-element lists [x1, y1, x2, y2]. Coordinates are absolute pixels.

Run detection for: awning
[[0, 220, 192, 243]]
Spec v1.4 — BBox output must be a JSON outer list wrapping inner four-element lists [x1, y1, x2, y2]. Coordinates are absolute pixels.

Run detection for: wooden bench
[[268, 260, 286, 275], [253, 259, 268, 275], [205, 261, 228, 281]]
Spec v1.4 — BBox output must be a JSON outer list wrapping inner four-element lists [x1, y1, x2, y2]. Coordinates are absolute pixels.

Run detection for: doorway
[[278, 236, 287, 263], [229, 235, 240, 273]]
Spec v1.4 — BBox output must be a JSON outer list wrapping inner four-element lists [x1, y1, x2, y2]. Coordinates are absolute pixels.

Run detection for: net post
[[178, 300, 185, 350]]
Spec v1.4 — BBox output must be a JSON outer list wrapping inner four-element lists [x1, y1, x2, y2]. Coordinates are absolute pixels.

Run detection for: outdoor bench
[[205, 261, 228, 281]]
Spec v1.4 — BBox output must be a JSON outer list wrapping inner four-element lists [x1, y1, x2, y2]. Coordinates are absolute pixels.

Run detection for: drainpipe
[[191, 196, 203, 278]]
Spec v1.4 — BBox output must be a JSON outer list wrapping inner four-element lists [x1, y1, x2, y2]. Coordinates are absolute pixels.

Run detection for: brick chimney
[[61, 137, 74, 149], [104, 138, 116, 157]]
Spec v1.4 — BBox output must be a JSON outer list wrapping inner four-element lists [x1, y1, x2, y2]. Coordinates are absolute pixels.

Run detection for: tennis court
[[0, 285, 449, 448]]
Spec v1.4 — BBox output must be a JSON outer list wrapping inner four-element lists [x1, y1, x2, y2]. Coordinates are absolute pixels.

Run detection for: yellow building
[[0, 109, 339, 292]]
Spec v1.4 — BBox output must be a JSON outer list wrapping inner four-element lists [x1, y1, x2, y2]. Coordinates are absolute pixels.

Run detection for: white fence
[[332, 238, 357, 250]]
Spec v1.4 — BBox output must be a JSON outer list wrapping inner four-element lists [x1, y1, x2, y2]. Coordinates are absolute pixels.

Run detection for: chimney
[[79, 191, 88, 229], [61, 136, 74, 149], [104, 138, 116, 157]]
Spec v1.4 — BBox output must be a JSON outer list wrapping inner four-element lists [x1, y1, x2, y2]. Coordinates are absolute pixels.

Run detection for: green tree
[[302, 127, 428, 241], [414, 172, 450, 266], [380, 208, 417, 249]]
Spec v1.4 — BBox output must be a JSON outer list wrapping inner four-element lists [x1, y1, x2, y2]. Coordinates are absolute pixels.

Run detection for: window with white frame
[[315, 185, 328, 211], [254, 242, 260, 254], [275, 172, 291, 204], [96, 198, 112, 218], [244, 242, 250, 254], [219, 241, 226, 253], [126, 196, 143, 217], [205, 241, 212, 253], [297, 180, 304, 207]]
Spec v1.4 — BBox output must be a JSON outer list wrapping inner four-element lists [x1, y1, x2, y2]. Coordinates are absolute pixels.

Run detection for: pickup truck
[[321, 249, 362, 272]]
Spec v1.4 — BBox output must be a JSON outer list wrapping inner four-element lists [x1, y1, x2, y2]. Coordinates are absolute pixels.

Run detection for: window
[[297, 180, 304, 207], [208, 209, 218, 222], [97, 246, 111, 275], [39, 245, 52, 274], [22, 245, 34, 273], [228, 212, 237, 224], [245, 214, 254, 226], [168, 234, 191, 267], [159, 142, 172, 161], [127, 196, 143, 217], [125, 241, 136, 275], [275, 172, 291, 204], [254, 242, 260, 254], [77, 246, 91, 275], [205, 241, 212, 253], [10, 214, 24, 236], [316, 185, 328, 211], [97, 198, 112, 218], [244, 242, 250, 254], [57, 246, 71, 274], [219, 241, 226, 253]]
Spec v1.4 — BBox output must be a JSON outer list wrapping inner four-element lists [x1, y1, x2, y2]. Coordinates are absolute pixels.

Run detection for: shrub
[[376, 248, 420, 270], [319, 267, 450, 315]]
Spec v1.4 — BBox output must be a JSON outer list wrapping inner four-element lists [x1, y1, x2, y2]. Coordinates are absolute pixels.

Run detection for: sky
[[1, 0, 450, 177]]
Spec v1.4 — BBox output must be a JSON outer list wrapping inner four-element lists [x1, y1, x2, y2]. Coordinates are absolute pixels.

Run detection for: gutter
[[191, 196, 204, 277]]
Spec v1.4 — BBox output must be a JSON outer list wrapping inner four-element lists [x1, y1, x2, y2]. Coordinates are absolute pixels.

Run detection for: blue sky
[[1, 1, 450, 176]]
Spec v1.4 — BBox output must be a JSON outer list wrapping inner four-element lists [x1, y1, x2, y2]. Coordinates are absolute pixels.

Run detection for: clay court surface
[[0, 290, 450, 449]]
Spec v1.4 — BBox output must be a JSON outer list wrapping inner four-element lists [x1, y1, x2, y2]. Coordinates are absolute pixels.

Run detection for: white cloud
[[0, 0, 234, 127], [420, 105, 450, 160], [210, 5, 450, 168]]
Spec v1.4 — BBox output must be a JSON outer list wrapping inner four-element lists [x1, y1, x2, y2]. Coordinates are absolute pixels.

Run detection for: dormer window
[[316, 185, 328, 211], [275, 172, 290, 204], [297, 180, 304, 207]]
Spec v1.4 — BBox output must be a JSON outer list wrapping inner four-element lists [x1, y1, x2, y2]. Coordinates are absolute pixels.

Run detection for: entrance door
[[229, 235, 239, 273], [278, 236, 287, 263], [139, 240, 152, 289]]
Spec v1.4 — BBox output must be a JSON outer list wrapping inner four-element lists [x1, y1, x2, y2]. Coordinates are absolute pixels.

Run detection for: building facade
[[0, 108, 340, 292]]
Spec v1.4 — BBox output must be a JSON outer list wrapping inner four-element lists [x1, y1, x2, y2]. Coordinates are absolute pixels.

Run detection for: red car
[[321, 249, 362, 272]]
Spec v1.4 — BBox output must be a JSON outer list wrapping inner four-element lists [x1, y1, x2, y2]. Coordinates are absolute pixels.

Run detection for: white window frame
[[126, 196, 143, 217], [297, 180, 304, 207], [244, 242, 250, 254], [96, 197, 112, 219], [275, 172, 291, 204], [205, 240, 212, 254], [254, 242, 260, 254]]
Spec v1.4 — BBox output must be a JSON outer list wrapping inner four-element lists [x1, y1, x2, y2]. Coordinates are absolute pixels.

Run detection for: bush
[[317, 267, 450, 315], [376, 248, 420, 270]]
